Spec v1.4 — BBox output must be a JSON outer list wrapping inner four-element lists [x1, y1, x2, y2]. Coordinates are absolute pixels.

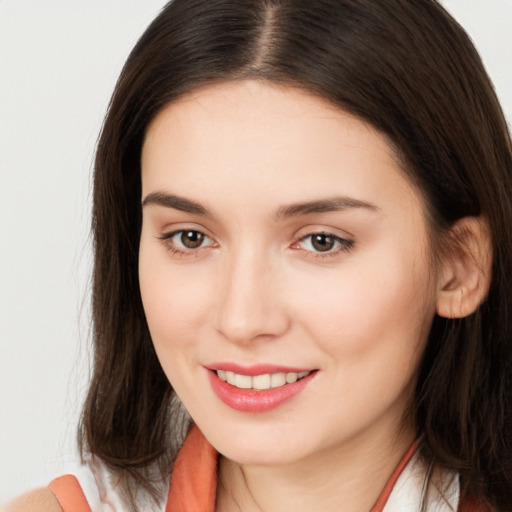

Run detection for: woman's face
[[139, 80, 439, 466]]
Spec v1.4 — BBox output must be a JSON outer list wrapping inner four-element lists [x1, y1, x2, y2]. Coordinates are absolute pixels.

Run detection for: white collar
[[384, 450, 459, 512]]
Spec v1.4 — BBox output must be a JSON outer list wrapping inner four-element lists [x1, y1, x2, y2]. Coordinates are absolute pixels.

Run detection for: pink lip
[[205, 362, 312, 376], [206, 365, 317, 413]]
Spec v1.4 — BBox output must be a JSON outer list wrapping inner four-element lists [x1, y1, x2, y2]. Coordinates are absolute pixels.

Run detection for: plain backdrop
[[0, 0, 511, 503]]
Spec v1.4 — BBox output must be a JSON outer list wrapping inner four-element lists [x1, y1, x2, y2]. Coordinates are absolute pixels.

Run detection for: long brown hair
[[80, 0, 512, 508]]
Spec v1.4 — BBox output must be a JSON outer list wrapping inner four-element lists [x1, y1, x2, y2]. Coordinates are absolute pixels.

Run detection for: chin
[[219, 440, 305, 467], [196, 417, 318, 467]]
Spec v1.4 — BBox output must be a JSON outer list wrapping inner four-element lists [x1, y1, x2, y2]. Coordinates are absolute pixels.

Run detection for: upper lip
[[205, 362, 315, 376]]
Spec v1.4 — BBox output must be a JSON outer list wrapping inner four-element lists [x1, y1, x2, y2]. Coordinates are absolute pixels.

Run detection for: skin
[[139, 80, 442, 512], [4, 488, 62, 512]]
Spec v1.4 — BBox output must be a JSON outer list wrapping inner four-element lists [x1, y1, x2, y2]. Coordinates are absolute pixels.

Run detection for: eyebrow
[[141, 192, 379, 220], [273, 196, 379, 220], [142, 192, 213, 217]]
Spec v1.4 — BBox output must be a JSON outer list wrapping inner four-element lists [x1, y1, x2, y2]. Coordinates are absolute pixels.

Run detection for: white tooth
[[235, 374, 252, 389], [217, 370, 227, 381], [286, 372, 298, 384], [226, 371, 236, 385], [270, 373, 286, 388], [252, 373, 271, 390], [298, 371, 309, 379]]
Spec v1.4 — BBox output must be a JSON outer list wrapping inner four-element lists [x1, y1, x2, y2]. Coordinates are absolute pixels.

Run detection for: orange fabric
[[49, 474, 91, 512], [166, 425, 218, 512], [48, 428, 493, 511], [458, 493, 494, 512], [370, 439, 421, 511], [166, 426, 420, 512]]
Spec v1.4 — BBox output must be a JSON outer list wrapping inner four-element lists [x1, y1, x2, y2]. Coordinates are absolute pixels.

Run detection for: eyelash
[[159, 229, 354, 259]]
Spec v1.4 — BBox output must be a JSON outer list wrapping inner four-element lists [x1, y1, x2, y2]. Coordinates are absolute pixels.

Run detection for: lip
[[205, 362, 312, 376], [206, 364, 317, 413]]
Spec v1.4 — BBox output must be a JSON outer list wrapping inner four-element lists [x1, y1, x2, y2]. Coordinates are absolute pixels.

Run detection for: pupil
[[181, 231, 204, 249], [312, 234, 334, 252]]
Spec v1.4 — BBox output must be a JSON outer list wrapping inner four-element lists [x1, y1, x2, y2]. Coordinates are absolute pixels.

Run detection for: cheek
[[295, 250, 435, 429], [139, 254, 218, 400], [293, 244, 436, 362], [138, 244, 213, 355]]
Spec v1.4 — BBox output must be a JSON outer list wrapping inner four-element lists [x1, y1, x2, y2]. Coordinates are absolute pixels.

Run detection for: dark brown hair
[[80, 0, 512, 509]]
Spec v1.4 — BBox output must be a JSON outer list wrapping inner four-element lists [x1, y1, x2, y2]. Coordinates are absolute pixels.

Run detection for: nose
[[214, 249, 290, 345]]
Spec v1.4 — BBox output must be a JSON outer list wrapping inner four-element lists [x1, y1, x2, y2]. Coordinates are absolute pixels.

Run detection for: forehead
[[143, 80, 391, 163], [141, 80, 422, 217]]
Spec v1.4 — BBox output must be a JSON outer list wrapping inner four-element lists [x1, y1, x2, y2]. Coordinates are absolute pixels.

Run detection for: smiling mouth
[[208, 367, 317, 412], [215, 370, 311, 390]]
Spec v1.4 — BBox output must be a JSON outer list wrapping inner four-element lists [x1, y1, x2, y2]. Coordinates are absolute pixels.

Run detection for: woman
[[8, 0, 512, 510]]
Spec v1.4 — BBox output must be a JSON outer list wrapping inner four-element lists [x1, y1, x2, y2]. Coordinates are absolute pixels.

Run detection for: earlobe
[[436, 216, 493, 319]]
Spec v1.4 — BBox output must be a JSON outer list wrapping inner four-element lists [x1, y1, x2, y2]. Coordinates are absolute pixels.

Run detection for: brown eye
[[294, 232, 354, 256], [311, 234, 336, 252], [180, 230, 205, 249]]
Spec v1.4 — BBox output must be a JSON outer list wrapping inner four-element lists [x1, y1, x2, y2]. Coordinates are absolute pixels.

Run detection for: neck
[[216, 422, 417, 512]]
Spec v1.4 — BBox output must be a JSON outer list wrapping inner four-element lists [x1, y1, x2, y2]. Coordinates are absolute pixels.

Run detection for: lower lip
[[207, 370, 316, 413]]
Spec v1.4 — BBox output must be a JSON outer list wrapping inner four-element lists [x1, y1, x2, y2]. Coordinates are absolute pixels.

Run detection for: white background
[[0, 0, 511, 503]]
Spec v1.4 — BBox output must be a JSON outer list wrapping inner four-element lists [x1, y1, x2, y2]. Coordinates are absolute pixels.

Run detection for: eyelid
[[291, 223, 355, 239]]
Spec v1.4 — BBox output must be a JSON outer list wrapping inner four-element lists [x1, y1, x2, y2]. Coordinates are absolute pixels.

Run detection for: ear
[[436, 216, 493, 319]]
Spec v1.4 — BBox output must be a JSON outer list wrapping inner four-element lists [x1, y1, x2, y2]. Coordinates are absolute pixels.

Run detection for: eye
[[160, 229, 216, 254], [293, 232, 354, 255], [307, 233, 337, 252], [177, 230, 207, 249]]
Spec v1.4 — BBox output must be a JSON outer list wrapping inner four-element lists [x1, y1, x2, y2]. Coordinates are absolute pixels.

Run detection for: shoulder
[[4, 487, 63, 512]]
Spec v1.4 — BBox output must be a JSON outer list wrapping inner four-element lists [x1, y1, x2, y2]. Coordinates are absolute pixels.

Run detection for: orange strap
[[166, 426, 420, 512], [48, 433, 489, 512], [370, 439, 421, 511], [458, 493, 493, 512], [49, 474, 91, 512], [166, 425, 218, 512]]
